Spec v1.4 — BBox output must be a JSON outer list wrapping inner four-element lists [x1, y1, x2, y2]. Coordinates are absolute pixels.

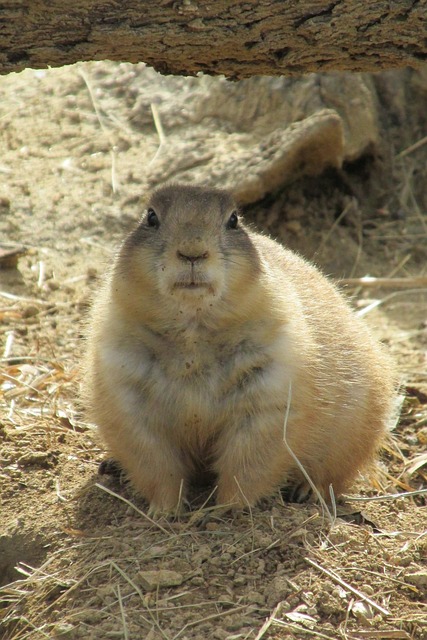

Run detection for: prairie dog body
[[84, 184, 396, 513]]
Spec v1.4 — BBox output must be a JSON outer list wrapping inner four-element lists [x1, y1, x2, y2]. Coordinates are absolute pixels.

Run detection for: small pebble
[[22, 305, 39, 318], [0, 196, 11, 208], [284, 220, 302, 234]]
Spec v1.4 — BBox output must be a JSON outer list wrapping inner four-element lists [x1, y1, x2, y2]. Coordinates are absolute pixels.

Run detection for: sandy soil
[[0, 62, 426, 640]]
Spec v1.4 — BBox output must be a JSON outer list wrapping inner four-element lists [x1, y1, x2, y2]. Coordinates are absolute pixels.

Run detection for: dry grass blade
[[108, 561, 165, 637], [79, 68, 118, 193], [149, 102, 167, 165], [315, 200, 355, 257], [94, 482, 171, 535], [8, 618, 51, 640], [181, 484, 219, 529], [151, 103, 166, 145], [3, 330, 14, 357], [79, 68, 108, 134], [254, 602, 283, 640], [344, 488, 427, 502], [355, 288, 427, 317], [1, 371, 47, 396], [398, 134, 427, 158], [282, 380, 335, 525], [37, 260, 45, 289], [0, 290, 66, 306], [172, 604, 251, 640], [0, 557, 77, 639], [347, 630, 411, 638], [272, 619, 337, 639], [233, 475, 256, 549], [305, 558, 391, 616], [346, 567, 419, 591], [404, 453, 427, 476], [339, 276, 427, 289]]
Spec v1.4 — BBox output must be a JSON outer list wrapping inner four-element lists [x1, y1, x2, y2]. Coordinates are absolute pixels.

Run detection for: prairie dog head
[[115, 184, 261, 319]]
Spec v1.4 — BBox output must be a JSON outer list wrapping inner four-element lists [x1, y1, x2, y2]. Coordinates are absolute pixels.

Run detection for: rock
[[18, 451, 52, 468], [22, 305, 40, 318], [0, 245, 27, 269], [244, 590, 266, 606], [0, 196, 11, 208], [327, 523, 352, 545], [52, 623, 76, 637], [264, 576, 293, 606], [405, 570, 427, 588], [138, 569, 184, 591], [143, 71, 383, 205], [351, 600, 374, 624], [147, 110, 344, 206], [192, 544, 212, 564]]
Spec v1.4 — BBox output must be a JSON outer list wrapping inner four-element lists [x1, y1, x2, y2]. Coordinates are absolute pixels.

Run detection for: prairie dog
[[84, 184, 396, 514]]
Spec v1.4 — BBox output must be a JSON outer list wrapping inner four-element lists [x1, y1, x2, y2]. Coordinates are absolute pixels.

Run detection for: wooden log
[[1, 1, 426, 78]]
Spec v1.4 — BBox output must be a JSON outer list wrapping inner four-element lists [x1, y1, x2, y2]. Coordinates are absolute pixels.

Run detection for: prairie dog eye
[[227, 211, 238, 229], [147, 208, 160, 228]]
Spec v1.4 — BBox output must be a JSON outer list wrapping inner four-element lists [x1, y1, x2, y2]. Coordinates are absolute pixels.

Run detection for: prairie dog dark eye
[[227, 211, 238, 229], [147, 208, 160, 228]]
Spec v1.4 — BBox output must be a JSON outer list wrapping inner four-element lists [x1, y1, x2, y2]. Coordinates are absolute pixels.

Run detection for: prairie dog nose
[[177, 250, 209, 264]]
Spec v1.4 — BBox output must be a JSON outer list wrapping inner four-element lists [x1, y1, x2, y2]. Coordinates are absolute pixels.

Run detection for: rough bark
[[1, 1, 426, 78]]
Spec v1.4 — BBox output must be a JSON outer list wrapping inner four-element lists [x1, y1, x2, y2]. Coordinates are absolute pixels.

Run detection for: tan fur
[[83, 184, 397, 514]]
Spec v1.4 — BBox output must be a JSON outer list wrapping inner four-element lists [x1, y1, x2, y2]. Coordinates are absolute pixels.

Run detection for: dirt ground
[[0, 62, 426, 640]]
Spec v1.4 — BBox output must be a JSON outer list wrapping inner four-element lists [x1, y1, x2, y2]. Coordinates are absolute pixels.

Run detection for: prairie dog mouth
[[173, 281, 213, 293], [169, 263, 217, 295], [173, 281, 211, 290]]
